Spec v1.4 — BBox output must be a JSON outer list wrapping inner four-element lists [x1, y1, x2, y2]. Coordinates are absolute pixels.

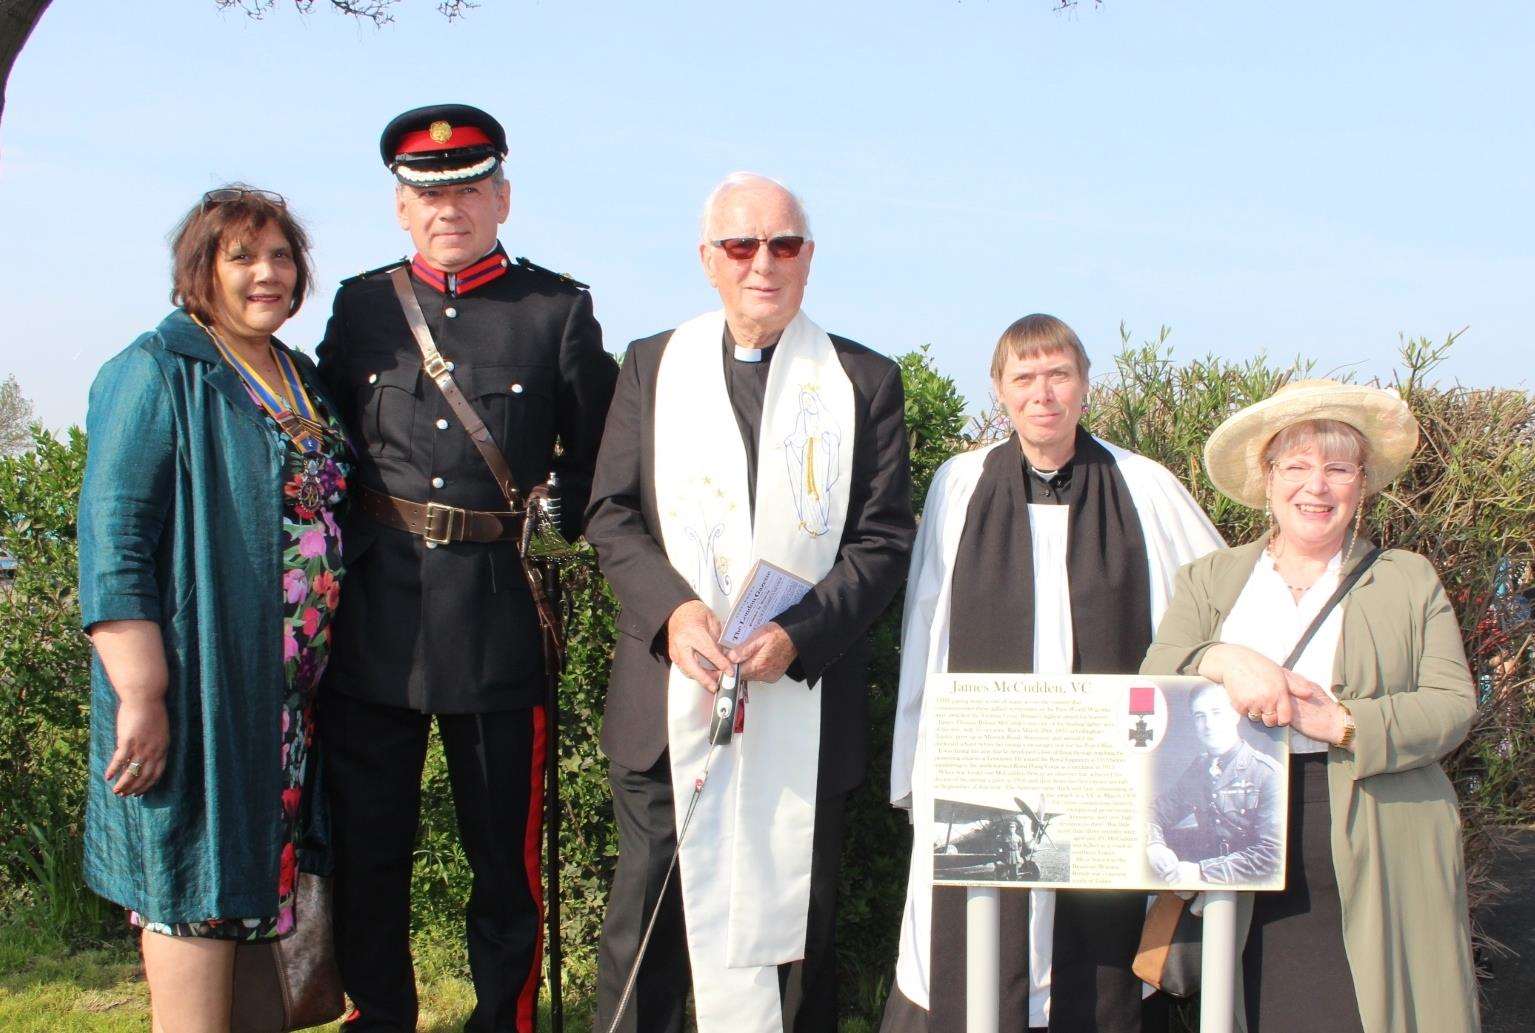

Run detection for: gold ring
[[127, 760, 143, 776]]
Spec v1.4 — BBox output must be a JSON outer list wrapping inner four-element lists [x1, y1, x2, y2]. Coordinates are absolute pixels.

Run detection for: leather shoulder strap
[[388, 266, 522, 507], [1281, 546, 1380, 669]]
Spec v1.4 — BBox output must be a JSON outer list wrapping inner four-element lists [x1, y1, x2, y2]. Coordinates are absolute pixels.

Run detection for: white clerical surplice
[[889, 438, 1225, 1024]]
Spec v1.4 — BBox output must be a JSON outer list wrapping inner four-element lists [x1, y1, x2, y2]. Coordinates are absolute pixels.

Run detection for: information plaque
[[926, 673, 1289, 893]]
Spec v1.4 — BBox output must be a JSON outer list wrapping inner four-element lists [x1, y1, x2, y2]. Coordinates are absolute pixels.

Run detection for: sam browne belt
[[356, 484, 524, 545], [387, 263, 570, 1031]]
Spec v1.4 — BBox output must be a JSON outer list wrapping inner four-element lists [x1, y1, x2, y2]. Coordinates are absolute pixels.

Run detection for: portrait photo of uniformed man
[[1145, 681, 1285, 887]]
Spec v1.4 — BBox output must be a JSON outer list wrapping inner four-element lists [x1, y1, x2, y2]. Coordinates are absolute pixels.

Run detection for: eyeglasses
[[708, 236, 807, 261], [1270, 460, 1362, 486], [201, 188, 287, 211]]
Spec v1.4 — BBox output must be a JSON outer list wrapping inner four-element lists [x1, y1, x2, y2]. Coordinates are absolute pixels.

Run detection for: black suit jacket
[[316, 253, 618, 714], [585, 327, 915, 796]]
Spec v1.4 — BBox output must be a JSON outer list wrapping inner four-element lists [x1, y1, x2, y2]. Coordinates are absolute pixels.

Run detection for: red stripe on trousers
[[517, 704, 548, 1032]]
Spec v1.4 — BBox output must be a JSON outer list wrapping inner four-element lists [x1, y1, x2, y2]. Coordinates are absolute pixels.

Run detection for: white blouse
[[1218, 548, 1346, 754]]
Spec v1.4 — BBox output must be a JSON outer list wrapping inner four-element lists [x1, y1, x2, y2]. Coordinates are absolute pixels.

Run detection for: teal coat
[[78, 309, 343, 924]]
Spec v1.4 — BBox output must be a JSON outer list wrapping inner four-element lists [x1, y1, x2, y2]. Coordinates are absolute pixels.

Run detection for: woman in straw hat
[[1142, 380, 1479, 1033]]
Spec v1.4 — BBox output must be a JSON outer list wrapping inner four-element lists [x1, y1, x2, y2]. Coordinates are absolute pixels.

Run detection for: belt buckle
[[423, 501, 465, 545], [423, 352, 450, 381]]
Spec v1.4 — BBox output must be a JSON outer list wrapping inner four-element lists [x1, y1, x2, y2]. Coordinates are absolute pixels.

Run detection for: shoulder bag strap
[[1281, 546, 1380, 669], [388, 266, 523, 508]]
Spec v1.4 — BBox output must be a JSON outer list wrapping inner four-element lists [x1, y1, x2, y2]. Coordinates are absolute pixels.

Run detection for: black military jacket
[[316, 247, 618, 714], [1148, 739, 1284, 883]]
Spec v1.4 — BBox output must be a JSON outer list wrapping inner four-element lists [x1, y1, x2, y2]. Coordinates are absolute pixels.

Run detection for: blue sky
[[2, 1, 1531, 428]]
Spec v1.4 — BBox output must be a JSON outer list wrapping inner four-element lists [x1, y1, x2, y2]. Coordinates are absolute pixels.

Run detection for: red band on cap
[[394, 124, 493, 157]]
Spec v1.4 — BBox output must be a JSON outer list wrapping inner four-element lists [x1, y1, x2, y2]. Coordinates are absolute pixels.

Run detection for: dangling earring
[[1344, 496, 1367, 567], [1264, 500, 1280, 556]]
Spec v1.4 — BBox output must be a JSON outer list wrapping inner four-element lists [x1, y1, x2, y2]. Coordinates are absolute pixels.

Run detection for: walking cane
[[604, 662, 741, 1033]]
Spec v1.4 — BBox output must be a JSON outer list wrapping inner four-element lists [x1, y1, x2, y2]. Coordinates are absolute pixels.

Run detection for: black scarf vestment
[[929, 429, 1157, 1033]]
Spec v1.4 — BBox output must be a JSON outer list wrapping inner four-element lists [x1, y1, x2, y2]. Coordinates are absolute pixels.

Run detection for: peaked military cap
[[380, 104, 508, 187]]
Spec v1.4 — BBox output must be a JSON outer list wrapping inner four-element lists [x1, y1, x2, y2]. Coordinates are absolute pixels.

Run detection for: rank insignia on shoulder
[[342, 257, 410, 284], [515, 256, 589, 290]]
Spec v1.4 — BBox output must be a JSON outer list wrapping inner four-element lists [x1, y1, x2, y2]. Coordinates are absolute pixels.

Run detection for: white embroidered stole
[[653, 309, 855, 1032]]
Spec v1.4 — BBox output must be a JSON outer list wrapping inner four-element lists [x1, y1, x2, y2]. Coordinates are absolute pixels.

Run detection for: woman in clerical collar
[[882, 314, 1224, 1033]]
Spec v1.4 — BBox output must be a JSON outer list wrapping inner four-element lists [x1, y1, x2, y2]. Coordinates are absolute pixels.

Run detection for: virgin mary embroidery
[[784, 386, 841, 537]]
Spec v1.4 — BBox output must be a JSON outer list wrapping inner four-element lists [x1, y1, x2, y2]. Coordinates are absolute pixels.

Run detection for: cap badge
[[428, 120, 453, 144]]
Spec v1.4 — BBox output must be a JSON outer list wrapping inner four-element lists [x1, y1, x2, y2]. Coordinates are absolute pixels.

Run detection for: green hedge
[[2, 336, 1531, 1021]]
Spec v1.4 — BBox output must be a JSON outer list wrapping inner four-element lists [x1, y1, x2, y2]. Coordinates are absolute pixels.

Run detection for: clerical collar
[[724, 326, 778, 363], [410, 242, 510, 297], [1025, 455, 1074, 491]]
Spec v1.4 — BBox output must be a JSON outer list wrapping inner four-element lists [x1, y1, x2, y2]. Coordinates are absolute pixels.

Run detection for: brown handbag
[[1133, 890, 1202, 997], [230, 873, 345, 1032]]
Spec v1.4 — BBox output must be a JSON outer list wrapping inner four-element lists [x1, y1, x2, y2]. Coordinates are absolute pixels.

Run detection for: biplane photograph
[[931, 793, 1071, 885]]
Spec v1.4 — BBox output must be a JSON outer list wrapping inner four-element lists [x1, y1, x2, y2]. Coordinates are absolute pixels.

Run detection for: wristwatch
[[1335, 701, 1356, 751]]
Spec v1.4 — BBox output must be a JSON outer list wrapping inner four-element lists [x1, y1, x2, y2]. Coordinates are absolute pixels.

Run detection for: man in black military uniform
[[1147, 682, 1284, 884], [316, 104, 618, 1032]]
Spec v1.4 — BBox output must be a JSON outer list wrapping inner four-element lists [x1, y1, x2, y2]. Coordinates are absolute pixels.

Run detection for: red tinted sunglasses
[[709, 235, 807, 260]]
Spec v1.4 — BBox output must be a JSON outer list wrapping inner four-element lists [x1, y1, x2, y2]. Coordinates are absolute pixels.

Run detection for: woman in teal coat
[[78, 186, 350, 1029]]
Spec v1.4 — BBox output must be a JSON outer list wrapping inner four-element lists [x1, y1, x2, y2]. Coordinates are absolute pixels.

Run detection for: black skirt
[[1242, 752, 1364, 1033]]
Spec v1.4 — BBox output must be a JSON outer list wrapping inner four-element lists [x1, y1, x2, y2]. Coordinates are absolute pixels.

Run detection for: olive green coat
[[1142, 537, 1479, 1033]]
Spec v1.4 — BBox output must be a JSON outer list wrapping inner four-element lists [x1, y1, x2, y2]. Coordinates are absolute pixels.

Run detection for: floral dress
[[131, 395, 350, 941]]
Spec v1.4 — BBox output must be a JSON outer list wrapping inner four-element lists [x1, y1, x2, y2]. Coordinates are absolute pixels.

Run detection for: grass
[[0, 904, 892, 1031], [0, 908, 578, 1032], [0, 908, 146, 1032]]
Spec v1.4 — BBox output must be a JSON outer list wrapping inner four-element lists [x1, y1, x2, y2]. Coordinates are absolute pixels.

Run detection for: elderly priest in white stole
[[586, 172, 916, 1033], [882, 315, 1224, 1033]]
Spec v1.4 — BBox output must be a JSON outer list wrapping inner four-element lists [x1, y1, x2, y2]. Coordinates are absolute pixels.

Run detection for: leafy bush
[[0, 427, 114, 939], [1, 336, 1530, 1026]]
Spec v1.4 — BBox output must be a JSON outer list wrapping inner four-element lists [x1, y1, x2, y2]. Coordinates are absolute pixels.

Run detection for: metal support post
[[965, 886, 1001, 1033], [1200, 891, 1238, 1033]]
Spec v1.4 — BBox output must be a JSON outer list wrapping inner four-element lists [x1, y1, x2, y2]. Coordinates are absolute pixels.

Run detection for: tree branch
[[212, 1, 480, 27], [213, 0, 402, 26], [0, 0, 53, 127]]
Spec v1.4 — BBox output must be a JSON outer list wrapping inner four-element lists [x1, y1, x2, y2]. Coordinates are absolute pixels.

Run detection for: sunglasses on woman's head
[[709, 236, 806, 261], [201, 188, 287, 211]]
